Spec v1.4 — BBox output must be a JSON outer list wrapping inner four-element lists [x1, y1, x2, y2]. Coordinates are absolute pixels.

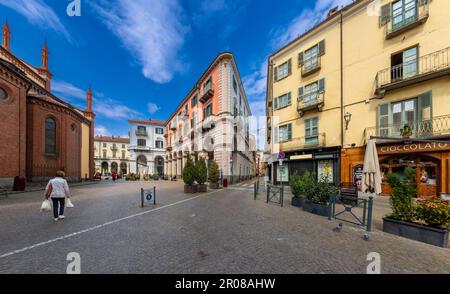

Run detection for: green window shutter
[[379, 3, 391, 26], [287, 92, 292, 105], [318, 78, 325, 92], [377, 103, 390, 136], [418, 91, 432, 122], [298, 52, 304, 66], [274, 126, 279, 143], [318, 40, 325, 56], [287, 59, 292, 75], [274, 97, 278, 109], [273, 66, 278, 82], [288, 124, 292, 141], [298, 86, 304, 100]]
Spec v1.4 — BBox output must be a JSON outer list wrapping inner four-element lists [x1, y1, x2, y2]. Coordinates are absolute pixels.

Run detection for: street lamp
[[344, 112, 352, 130]]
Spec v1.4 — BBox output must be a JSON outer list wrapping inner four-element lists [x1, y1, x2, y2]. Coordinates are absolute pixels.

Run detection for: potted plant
[[182, 156, 197, 193], [195, 157, 208, 192], [153, 174, 160, 181], [400, 123, 413, 138], [383, 167, 450, 247], [303, 174, 337, 217], [208, 160, 220, 189], [290, 171, 312, 207]]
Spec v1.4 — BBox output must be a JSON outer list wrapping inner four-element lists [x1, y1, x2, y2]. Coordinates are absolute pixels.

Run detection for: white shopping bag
[[40, 200, 52, 212], [66, 198, 74, 208]]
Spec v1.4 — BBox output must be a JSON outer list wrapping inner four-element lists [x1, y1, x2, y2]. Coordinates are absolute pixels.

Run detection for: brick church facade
[[0, 22, 95, 185]]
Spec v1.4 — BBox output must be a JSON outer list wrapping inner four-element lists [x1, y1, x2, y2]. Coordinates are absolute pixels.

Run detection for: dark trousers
[[51, 198, 65, 219]]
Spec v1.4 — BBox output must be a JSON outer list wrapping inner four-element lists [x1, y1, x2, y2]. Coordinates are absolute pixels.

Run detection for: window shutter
[[318, 40, 325, 56], [318, 78, 325, 92], [287, 92, 292, 105], [274, 97, 278, 109], [287, 59, 292, 75], [298, 86, 304, 100], [379, 4, 391, 26], [298, 52, 304, 67], [288, 124, 292, 141], [274, 126, 279, 143], [273, 66, 278, 82], [418, 91, 432, 122]]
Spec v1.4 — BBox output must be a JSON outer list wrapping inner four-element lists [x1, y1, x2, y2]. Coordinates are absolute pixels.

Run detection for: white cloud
[[94, 98, 142, 120], [89, 0, 189, 84], [272, 0, 354, 46], [0, 0, 71, 42], [95, 125, 110, 136], [147, 102, 161, 115], [52, 80, 86, 101]]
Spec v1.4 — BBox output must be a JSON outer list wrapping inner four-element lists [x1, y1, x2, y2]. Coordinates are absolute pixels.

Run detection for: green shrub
[[387, 167, 417, 222], [289, 174, 302, 198], [307, 174, 339, 205], [208, 160, 220, 184], [290, 171, 315, 198], [195, 157, 208, 185], [182, 156, 196, 185], [416, 198, 450, 228]]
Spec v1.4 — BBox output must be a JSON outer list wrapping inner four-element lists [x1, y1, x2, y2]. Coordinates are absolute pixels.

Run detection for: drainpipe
[[340, 11, 344, 148]]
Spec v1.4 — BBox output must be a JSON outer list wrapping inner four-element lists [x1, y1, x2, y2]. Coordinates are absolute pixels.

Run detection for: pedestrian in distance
[[45, 170, 72, 222]]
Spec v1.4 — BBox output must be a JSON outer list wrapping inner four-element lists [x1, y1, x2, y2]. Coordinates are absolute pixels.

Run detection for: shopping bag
[[40, 200, 52, 212], [66, 198, 74, 208]]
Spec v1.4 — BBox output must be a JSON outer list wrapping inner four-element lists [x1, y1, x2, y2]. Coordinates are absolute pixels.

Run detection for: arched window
[[45, 117, 56, 154], [0, 87, 7, 100]]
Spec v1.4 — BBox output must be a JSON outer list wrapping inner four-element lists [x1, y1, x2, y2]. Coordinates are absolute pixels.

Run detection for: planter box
[[197, 184, 207, 193], [209, 182, 220, 189], [302, 200, 330, 217], [383, 218, 449, 248], [184, 185, 197, 194], [291, 197, 305, 207]]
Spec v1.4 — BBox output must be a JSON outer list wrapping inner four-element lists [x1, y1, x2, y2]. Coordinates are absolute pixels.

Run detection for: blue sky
[[0, 0, 352, 139]]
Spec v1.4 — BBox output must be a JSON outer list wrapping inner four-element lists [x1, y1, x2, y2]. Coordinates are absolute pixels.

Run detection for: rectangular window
[[204, 103, 213, 118], [137, 126, 146, 131], [278, 124, 292, 142], [155, 128, 164, 134], [274, 92, 292, 110], [103, 150, 107, 158], [275, 59, 291, 81], [122, 144, 125, 149], [122, 151, 126, 159], [233, 76, 238, 93], [137, 139, 146, 147], [113, 151, 117, 158], [391, 46, 418, 81], [304, 45, 319, 72], [204, 77, 213, 92], [103, 143, 106, 148], [156, 141, 164, 149], [305, 117, 319, 145], [191, 95, 198, 107], [391, 98, 417, 136], [392, 0, 418, 32]]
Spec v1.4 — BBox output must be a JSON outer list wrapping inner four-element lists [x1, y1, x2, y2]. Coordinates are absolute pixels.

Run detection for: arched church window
[[45, 117, 57, 154], [0, 87, 7, 100]]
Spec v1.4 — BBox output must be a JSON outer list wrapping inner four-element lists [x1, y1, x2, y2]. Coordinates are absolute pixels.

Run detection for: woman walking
[[45, 171, 71, 222]]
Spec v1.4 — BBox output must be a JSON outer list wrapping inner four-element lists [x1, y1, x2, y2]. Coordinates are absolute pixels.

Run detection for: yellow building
[[267, 0, 450, 197]]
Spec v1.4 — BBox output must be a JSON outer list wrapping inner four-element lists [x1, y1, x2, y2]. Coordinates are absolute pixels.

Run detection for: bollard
[[367, 196, 374, 232], [266, 185, 270, 203], [153, 186, 156, 205], [140, 188, 144, 208]]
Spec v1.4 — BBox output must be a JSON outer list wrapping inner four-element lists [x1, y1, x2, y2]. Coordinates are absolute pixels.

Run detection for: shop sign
[[379, 142, 450, 154], [277, 165, 289, 182]]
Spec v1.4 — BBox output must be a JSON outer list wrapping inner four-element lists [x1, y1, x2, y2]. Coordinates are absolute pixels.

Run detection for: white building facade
[[94, 136, 130, 175], [165, 52, 256, 183], [128, 119, 166, 176]]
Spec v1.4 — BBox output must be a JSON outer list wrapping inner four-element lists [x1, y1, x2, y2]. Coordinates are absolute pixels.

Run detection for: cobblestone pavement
[[0, 179, 448, 274]]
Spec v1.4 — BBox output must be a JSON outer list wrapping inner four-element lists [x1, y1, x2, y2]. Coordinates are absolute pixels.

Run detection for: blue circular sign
[[146, 193, 153, 201]]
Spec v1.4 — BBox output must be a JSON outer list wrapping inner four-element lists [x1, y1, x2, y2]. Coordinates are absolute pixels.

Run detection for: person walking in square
[[45, 171, 71, 222]]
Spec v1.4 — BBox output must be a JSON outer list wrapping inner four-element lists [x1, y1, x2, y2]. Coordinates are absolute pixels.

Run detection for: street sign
[[141, 187, 156, 207]]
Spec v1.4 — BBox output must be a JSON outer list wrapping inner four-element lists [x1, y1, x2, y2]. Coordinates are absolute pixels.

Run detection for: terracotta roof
[[95, 136, 130, 143], [128, 119, 166, 126]]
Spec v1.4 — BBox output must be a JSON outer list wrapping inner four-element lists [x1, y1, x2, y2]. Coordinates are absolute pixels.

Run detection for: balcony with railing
[[279, 133, 326, 152], [199, 82, 214, 103], [384, 0, 429, 40], [297, 90, 325, 117], [376, 47, 450, 95], [301, 56, 321, 77], [135, 129, 148, 137], [364, 115, 450, 143], [110, 145, 119, 151]]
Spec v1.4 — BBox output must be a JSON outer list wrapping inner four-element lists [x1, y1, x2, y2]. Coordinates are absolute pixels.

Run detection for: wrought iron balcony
[[376, 47, 450, 95], [278, 133, 326, 152], [364, 115, 450, 143], [199, 82, 214, 103], [385, 0, 429, 40], [110, 145, 119, 151], [297, 91, 325, 117], [300, 56, 321, 77], [135, 129, 148, 137]]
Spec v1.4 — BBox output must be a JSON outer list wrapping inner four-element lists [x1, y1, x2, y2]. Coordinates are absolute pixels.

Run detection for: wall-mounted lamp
[[344, 112, 352, 130]]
